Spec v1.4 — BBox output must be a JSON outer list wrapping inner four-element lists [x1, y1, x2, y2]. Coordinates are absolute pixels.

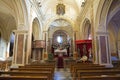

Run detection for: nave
[[0, 0, 120, 80]]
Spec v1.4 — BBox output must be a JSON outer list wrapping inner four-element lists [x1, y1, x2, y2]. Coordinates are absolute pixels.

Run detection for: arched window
[[57, 36, 63, 44]]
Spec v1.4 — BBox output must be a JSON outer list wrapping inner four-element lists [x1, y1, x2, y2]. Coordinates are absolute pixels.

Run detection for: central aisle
[[54, 68, 72, 80]]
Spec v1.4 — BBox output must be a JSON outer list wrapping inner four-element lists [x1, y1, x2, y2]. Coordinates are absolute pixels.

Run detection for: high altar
[[54, 49, 67, 55]]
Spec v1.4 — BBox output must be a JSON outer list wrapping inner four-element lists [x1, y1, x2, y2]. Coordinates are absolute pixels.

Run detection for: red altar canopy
[[75, 40, 92, 58]]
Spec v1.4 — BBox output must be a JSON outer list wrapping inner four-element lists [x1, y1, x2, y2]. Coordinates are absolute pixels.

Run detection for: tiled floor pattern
[[54, 68, 72, 80]]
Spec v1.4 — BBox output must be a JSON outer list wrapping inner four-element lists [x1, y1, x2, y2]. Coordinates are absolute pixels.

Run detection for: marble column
[[12, 30, 28, 66], [96, 32, 111, 66]]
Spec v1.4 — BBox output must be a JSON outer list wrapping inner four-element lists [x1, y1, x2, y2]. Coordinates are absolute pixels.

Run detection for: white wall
[[0, 38, 7, 61]]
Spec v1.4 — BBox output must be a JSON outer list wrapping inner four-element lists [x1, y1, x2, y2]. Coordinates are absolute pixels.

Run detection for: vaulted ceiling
[[35, 0, 86, 22]]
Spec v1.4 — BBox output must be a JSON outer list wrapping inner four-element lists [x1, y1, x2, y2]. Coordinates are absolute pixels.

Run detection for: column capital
[[73, 30, 78, 32], [43, 31, 48, 33], [17, 24, 28, 31], [13, 30, 28, 34], [96, 31, 109, 36]]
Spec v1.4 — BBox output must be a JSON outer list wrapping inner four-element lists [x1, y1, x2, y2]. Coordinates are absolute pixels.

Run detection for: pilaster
[[43, 31, 48, 60], [12, 30, 28, 66], [95, 32, 112, 66]]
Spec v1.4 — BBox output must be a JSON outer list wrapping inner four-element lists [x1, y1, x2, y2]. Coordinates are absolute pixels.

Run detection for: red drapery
[[75, 40, 92, 58]]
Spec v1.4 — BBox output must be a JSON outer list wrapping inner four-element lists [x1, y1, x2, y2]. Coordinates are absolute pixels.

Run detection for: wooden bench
[[0, 75, 48, 80], [70, 63, 104, 72], [77, 69, 120, 80], [0, 71, 52, 80], [80, 75, 120, 80], [19, 65, 55, 69], [72, 66, 112, 79], [71, 64, 105, 77], [11, 67, 54, 75]]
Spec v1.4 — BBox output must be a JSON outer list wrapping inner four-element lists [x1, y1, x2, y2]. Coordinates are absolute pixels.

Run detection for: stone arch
[[52, 30, 71, 57], [44, 16, 75, 31], [106, 0, 120, 60], [0, 0, 29, 61], [32, 18, 41, 40], [48, 19, 73, 38], [52, 30, 68, 45], [81, 18, 91, 40], [0, 1, 19, 60], [95, 0, 113, 32]]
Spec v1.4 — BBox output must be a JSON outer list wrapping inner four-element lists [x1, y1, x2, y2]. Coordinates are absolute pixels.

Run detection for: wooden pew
[[19, 65, 55, 69], [11, 67, 54, 75], [70, 63, 104, 72], [80, 75, 120, 80], [112, 60, 120, 67], [0, 75, 48, 80], [27, 63, 55, 67], [0, 71, 52, 80], [77, 69, 120, 80], [72, 66, 112, 79], [71, 64, 105, 77]]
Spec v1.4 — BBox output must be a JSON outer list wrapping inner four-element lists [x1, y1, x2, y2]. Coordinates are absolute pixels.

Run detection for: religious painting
[[56, 3, 65, 15]]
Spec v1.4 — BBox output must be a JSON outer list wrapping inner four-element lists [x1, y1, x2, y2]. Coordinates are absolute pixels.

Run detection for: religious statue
[[78, 48, 81, 57], [82, 44, 87, 56], [88, 48, 92, 62]]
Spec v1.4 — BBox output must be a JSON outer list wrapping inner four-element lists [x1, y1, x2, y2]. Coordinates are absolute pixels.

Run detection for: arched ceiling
[[35, 0, 85, 22]]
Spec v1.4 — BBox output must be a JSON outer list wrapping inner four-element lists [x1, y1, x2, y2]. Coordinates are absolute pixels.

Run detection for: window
[[57, 36, 63, 44]]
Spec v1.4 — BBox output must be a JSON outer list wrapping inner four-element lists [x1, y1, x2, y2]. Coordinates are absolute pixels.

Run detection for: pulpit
[[32, 40, 45, 61]]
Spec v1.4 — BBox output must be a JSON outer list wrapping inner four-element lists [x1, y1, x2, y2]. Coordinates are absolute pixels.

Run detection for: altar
[[54, 49, 67, 56]]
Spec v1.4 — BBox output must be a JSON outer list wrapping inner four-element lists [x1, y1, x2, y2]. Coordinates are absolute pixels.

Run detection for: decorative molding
[[96, 32, 109, 35], [56, 3, 65, 15]]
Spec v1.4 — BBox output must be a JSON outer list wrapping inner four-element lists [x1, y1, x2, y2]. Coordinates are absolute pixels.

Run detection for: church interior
[[0, 0, 120, 80]]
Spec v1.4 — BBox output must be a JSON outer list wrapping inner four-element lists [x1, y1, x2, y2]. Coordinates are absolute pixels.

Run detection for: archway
[[82, 18, 92, 40], [31, 18, 41, 61], [107, 0, 120, 61], [0, 10, 16, 61], [32, 18, 40, 40], [48, 19, 73, 57]]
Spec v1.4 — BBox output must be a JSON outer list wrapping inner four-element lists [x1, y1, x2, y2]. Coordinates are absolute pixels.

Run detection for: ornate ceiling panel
[[35, 0, 86, 22]]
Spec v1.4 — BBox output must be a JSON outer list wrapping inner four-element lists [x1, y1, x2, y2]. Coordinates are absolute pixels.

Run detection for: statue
[[82, 44, 87, 56], [88, 48, 92, 62]]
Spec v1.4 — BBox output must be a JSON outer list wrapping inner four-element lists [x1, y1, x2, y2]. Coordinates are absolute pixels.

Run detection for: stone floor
[[54, 68, 72, 80]]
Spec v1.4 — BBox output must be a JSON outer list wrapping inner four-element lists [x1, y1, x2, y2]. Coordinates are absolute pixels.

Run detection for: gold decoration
[[56, 3, 65, 15]]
